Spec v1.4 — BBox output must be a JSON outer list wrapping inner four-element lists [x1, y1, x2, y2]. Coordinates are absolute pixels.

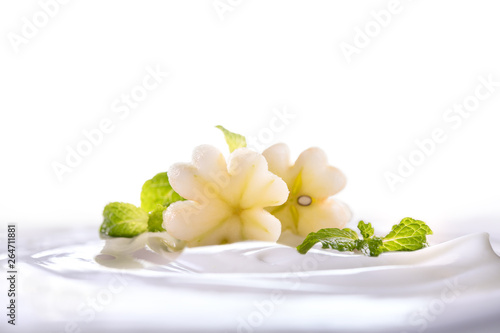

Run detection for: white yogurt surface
[[2, 228, 500, 333]]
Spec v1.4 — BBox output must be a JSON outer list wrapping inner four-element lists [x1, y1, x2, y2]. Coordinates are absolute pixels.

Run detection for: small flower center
[[297, 195, 312, 206]]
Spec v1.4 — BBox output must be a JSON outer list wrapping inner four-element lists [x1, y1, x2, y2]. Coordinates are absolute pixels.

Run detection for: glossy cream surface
[[5, 228, 500, 333]]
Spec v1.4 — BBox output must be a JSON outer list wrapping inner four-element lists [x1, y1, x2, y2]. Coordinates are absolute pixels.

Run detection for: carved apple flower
[[163, 145, 289, 247], [262, 143, 351, 237]]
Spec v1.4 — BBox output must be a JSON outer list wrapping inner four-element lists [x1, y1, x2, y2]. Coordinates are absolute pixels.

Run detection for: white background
[[1, 0, 499, 239]]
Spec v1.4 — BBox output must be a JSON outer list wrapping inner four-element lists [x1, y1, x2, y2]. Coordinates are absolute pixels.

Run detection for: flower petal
[[291, 147, 346, 199], [295, 198, 351, 237], [240, 208, 282, 242], [191, 144, 228, 179], [224, 148, 289, 209], [163, 199, 233, 246], [168, 145, 229, 203], [262, 143, 292, 183]]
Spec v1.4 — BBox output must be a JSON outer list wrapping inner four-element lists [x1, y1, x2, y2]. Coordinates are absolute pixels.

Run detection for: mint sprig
[[100, 172, 184, 238], [147, 204, 168, 233], [216, 125, 247, 153], [141, 172, 184, 213], [380, 217, 433, 252], [297, 228, 359, 254], [297, 218, 432, 257], [100, 202, 149, 238], [358, 220, 374, 239]]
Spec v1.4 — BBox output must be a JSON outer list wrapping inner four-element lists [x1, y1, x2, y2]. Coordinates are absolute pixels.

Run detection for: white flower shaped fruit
[[262, 143, 351, 237], [163, 145, 289, 247]]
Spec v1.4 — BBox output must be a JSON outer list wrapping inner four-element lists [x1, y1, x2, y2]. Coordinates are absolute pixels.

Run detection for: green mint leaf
[[100, 202, 148, 238], [297, 228, 359, 254], [216, 125, 247, 153], [148, 204, 167, 232], [297, 217, 433, 257], [365, 237, 384, 257], [380, 217, 433, 252], [140, 172, 184, 213], [357, 220, 374, 239]]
